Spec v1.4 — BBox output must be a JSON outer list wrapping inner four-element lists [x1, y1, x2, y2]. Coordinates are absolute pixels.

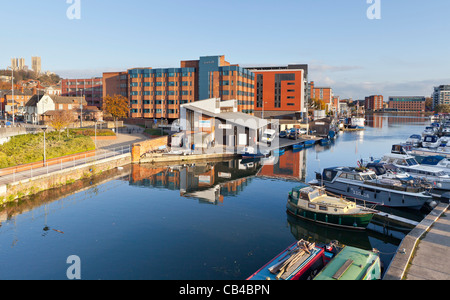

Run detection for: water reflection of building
[[365, 114, 384, 128], [130, 159, 262, 204], [258, 149, 307, 181]]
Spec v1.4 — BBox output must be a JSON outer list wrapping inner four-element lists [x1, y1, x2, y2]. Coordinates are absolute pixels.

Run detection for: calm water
[[0, 114, 432, 280]]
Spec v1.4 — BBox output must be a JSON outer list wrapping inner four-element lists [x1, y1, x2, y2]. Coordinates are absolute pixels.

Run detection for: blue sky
[[2, 0, 450, 99]]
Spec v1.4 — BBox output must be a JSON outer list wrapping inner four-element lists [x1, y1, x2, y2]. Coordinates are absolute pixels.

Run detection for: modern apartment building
[[365, 95, 384, 111], [432, 85, 450, 108], [102, 71, 128, 98], [309, 81, 333, 111], [245, 65, 308, 119], [388, 96, 425, 112], [61, 77, 103, 108], [114, 55, 255, 121]]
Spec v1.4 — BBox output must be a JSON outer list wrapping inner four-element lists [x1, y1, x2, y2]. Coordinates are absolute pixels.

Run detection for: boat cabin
[[423, 135, 439, 144], [381, 154, 447, 177], [321, 167, 378, 183], [391, 144, 412, 155]]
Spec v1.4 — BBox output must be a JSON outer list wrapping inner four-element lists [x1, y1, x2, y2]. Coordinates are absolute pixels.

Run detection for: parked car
[[279, 130, 288, 138], [288, 129, 299, 140], [299, 128, 307, 135]]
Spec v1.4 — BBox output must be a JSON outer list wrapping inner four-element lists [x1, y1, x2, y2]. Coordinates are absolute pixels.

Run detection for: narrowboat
[[313, 246, 381, 280], [286, 186, 377, 230], [247, 240, 342, 280]]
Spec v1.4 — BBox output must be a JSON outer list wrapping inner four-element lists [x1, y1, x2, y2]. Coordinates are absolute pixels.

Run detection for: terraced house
[[105, 55, 255, 122]]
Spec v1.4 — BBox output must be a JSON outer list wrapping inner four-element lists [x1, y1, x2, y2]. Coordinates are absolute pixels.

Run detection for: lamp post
[[94, 120, 97, 150], [7, 66, 14, 126], [42, 127, 47, 166]]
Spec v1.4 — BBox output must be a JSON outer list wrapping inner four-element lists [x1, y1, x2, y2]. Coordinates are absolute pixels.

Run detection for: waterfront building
[[244, 65, 308, 119], [388, 96, 426, 112], [61, 78, 103, 108], [104, 55, 255, 121], [365, 95, 384, 111], [102, 71, 128, 99], [432, 85, 450, 108], [180, 97, 268, 152], [309, 81, 333, 112]]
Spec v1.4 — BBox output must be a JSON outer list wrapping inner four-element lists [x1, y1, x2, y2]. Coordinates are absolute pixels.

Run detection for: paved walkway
[[384, 202, 450, 280], [405, 207, 450, 280]]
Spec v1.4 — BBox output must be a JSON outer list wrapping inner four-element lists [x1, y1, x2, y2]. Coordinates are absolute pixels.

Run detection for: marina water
[[0, 114, 431, 280]]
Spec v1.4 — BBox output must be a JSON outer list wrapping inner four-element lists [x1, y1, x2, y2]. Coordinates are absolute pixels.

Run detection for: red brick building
[[388, 96, 426, 112], [365, 95, 384, 111], [245, 65, 307, 118], [309, 81, 333, 111], [61, 77, 103, 108], [107, 55, 255, 121], [102, 72, 128, 99]]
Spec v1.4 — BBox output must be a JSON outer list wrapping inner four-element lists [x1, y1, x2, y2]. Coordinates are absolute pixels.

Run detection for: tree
[[103, 94, 129, 129], [425, 97, 433, 111], [434, 104, 450, 113], [49, 110, 74, 140]]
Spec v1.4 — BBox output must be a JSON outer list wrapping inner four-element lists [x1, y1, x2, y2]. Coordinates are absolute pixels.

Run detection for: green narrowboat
[[286, 186, 377, 230], [313, 246, 381, 280]]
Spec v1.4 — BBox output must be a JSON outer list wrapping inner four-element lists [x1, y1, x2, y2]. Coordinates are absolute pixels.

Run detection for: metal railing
[[0, 145, 131, 186]]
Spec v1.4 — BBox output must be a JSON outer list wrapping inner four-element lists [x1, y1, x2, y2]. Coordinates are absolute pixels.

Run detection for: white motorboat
[[406, 134, 422, 146], [379, 153, 450, 190]]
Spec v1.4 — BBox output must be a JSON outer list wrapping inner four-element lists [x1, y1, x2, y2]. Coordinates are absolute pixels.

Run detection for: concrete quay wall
[[0, 154, 131, 204], [383, 202, 450, 280]]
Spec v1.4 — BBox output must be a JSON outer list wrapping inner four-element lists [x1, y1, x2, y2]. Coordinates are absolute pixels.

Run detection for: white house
[[24, 94, 86, 124]]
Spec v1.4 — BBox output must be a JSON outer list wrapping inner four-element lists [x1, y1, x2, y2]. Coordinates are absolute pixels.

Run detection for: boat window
[[362, 174, 372, 181], [300, 192, 309, 200], [355, 175, 363, 181], [319, 206, 327, 211], [436, 171, 446, 176], [309, 190, 321, 200], [347, 174, 356, 180], [406, 158, 418, 166], [308, 203, 316, 209], [397, 159, 407, 166], [339, 173, 347, 179], [292, 191, 298, 199]]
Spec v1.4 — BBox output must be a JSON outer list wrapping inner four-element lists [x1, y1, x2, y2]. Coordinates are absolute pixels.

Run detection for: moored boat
[[379, 153, 450, 190], [274, 148, 285, 155], [292, 143, 305, 150], [313, 166, 432, 210], [247, 240, 342, 280], [241, 146, 269, 159], [304, 140, 316, 147], [313, 245, 381, 280], [286, 186, 377, 230], [320, 138, 331, 146]]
